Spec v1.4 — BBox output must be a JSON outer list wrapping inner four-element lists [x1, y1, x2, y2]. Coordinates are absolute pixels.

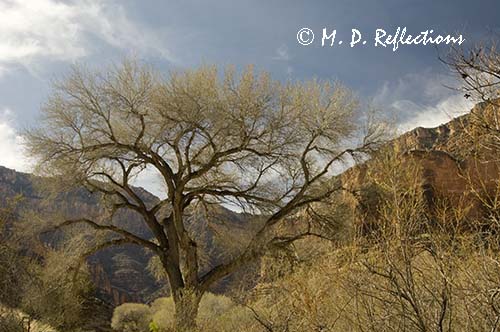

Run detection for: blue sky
[[0, 0, 498, 185]]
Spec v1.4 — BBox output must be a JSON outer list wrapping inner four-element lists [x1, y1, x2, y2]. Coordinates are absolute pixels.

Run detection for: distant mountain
[[0, 166, 261, 307]]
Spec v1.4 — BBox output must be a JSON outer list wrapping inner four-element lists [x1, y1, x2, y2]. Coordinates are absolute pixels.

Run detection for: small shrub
[[0, 311, 24, 332], [150, 297, 175, 332], [111, 303, 152, 332], [149, 293, 255, 332]]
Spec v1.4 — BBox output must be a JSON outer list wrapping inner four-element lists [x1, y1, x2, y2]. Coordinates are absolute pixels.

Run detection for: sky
[[0, 0, 498, 195]]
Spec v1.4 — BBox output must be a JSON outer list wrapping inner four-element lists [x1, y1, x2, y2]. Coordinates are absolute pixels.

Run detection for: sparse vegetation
[[0, 195, 94, 331], [111, 303, 152, 332], [112, 293, 255, 332]]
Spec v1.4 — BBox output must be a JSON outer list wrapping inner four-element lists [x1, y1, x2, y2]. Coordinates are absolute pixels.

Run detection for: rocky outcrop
[[341, 101, 500, 227]]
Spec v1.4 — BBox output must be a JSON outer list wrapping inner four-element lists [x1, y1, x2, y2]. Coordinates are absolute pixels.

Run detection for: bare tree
[[24, 60, 385, 331], [446, 40, 500, 154]]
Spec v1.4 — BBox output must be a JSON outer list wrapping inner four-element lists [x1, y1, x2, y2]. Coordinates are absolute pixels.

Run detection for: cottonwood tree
[[25, 60, 385, 331]]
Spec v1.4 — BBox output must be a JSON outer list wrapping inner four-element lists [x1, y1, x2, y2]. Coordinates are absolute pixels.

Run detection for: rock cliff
[[341, 101, 500, 228]]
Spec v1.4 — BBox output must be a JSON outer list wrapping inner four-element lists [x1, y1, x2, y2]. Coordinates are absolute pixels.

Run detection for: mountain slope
[[0, 166, 261, 306]]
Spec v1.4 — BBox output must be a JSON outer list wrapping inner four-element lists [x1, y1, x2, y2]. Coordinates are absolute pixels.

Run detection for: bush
[[0, 310, 24, 332], [148, 293, 255, 332], [111, 303, 152, 332], [197, 293, 234, 322], [150, 297, 175, 332], [0, 307, 59, 332], [21, 249, 92, 330]]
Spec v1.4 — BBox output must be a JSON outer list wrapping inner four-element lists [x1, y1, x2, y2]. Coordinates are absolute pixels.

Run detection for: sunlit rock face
[[341, 101, 500, 232]]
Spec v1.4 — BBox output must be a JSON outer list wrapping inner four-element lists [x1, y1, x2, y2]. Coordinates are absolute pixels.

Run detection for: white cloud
[[0, 0, 173, 76], [0, 109, 31, 172], [130, 166, 168, 200], [0, 107, 167, 196], [372, 70, 474, 133], [395, 95, 473, 132], [272, 45, 294, 77]]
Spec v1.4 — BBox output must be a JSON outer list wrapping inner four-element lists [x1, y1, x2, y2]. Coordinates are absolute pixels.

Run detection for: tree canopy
[[25, 60, 385, 331]]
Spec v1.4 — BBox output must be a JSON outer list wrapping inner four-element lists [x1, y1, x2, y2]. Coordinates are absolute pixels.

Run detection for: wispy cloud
[[131, 166, 168, 200], [0, 107, 167, 197], [273, 44, 290, 61], [272, 44, 294, 77], [372, 70, 474, 132], [0, 109, 30, 172], [0, 0, 173, 77]]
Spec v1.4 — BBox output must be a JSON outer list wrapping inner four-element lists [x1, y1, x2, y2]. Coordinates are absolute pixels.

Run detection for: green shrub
[[21, 250, 92, 330], [111, 303, 152, 332], [149, 293, 255, 332], [150, 297, 175, 332]]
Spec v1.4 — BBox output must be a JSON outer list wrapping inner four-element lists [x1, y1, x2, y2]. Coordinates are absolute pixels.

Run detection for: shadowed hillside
[[0, 167, 262, 307]]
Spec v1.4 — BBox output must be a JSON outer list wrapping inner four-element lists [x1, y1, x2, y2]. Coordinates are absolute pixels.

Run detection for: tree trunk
[[173, 288, 202, 332]]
